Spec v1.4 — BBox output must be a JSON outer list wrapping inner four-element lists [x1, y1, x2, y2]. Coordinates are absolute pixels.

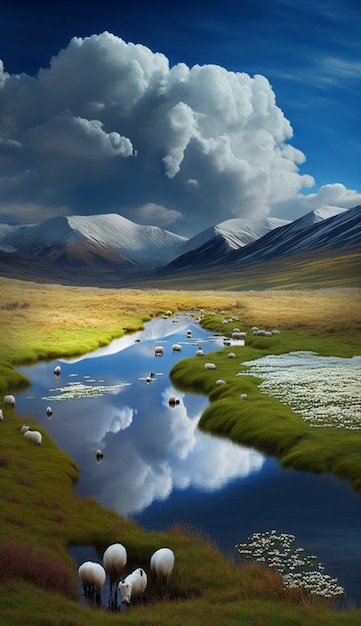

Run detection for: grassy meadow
[[1, 275, 361, 625]]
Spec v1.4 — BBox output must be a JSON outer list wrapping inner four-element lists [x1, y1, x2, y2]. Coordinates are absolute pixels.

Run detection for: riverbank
[[1, 276, 361, 625]]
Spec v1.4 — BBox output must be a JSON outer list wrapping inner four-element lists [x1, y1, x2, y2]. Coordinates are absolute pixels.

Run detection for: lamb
[[118, 567, 147, 605], [78, 561, 106, 599], [154, 346, 164, 356], [103, 542, 127, 601], [4, 394, 15, 408], [172, 343, 182, 353], [150, 547, 175, 584], [23, 430, 42, 445]]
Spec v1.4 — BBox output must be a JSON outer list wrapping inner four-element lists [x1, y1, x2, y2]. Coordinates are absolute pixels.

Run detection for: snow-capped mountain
[[2, 214, 188, 267], [165, 217, 290, 271], [213, 205, 361, 267]]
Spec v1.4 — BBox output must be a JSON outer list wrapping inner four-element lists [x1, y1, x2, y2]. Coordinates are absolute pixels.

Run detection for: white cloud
[[272, 183, 361, 220], [0, 32, 359, 233]]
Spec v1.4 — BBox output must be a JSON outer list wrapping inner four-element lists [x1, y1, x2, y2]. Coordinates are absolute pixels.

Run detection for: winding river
[[14, 312, 361, 608]]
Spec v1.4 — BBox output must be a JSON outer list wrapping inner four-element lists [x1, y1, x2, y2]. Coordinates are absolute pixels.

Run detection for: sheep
[[46, 406, 53, 418], [0, 409, 3, 421], [196, 348, 204, 357], [118, 567, 147, 605], [265, 331, 273, 337], [20, 424, 30, 434], [78, 561, 106, 600], [271, 329, 281, 335], [154, 346, 164, 356], [172, 343, 182, 353], [150, 547, 175, 584], [240, 393, 248, 400], [216, 379, 226, 386], [227, 352, 236, 359], [103, 542, 127, 601], [4, 394, 15, 408], [23, 430, 42, 445], [232, 331, 246, 339], [204, 362, 217, 370], [223, 339, 231, 346], [54, 365, 61, 377], [96, 449, 104, 463]]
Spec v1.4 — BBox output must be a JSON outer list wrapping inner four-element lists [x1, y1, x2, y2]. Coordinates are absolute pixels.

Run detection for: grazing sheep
[[216, 379, 226, 386], [20, 424, 29, 434], [54, 365, 61, 376], [103, 543, 127, 597], [204, 362, 217, 370], [24, 430, 42, 445], [118, 568, 147, 605], [4, 394, 15, 408], [223, 339, 231, 346], [232, 331, 246, 339], [172, 343, 182, 353], [154, 346, 164, 356], [150, 548, 175, 584], [46, 406, 53, 418], [227, 352, 236, 359], [78, 561, 106, 599], [271, 329, 281, 335], [240, 393, 248, 400], [96, 449, 104, 463]]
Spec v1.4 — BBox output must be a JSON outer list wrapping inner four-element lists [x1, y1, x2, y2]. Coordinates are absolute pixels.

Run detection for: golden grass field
[[1, 276, 361, 626]]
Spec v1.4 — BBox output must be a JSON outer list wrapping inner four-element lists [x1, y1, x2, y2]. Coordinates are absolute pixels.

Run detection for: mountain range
[[0, 204, 360, 288]]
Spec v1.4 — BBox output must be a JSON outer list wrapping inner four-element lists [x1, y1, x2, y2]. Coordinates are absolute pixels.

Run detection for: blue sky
[[0, 0, 360, 235]]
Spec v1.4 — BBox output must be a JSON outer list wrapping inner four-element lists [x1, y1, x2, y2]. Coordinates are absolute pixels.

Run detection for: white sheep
[[0, 409, 3, 421], [118, 567, 147, 605], [232, 331, 246, 339], [240, 393, 248, 400], [227, 352, 236, 359], [4, 394, 15, 408], [271, 329, 281, 335], [103, 542, 127, 597], [204, 362, 217, 370], [20, 424, 29, 434], [78, 561, 106, 599], [216, 379, 226, 386], [154, 346, 164, 356], [24, 430, 42, 445], [172, 343, 182, 353], [196, 348, 204, 357], [150, 547, 175, 584], [54, 365, 61, 376]]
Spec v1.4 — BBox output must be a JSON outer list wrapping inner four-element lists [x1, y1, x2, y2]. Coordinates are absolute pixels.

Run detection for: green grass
[[169, 316, 361, 491], [1, 279, 361, 624]]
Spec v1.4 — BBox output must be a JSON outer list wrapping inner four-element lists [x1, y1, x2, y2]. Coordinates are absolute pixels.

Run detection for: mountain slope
[[167, 216, 290, 271], [2, 214, 188, 268]]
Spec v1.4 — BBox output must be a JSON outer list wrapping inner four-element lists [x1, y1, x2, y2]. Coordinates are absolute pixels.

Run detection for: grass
[[1, 276, 361, 624]]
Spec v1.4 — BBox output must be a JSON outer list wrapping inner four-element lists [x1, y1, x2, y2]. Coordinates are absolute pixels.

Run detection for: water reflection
[[16, 313, 263, 516]]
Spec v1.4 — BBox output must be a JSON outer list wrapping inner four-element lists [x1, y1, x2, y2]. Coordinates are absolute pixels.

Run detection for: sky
[[0, 0, 360, 237]]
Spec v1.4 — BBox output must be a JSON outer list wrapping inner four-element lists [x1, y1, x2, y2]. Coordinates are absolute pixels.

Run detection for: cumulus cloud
[[0, 32, 358, 234], [272, 183, 361, 220]]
